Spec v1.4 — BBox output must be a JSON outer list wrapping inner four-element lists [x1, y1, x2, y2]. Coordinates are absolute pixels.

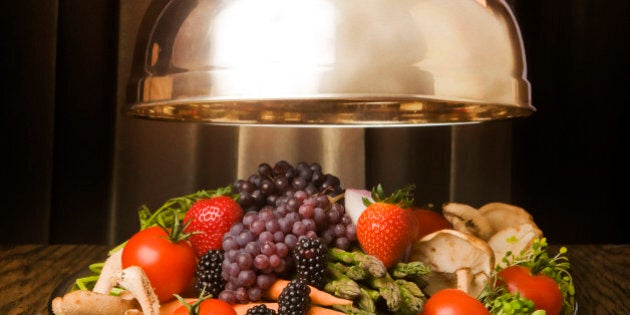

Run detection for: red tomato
[[412, 208, 452, 241], [421, 288, 489, 315], [172, 298, 236, 315], [497, 265, 563, 315], [122, 226, 197, 302]]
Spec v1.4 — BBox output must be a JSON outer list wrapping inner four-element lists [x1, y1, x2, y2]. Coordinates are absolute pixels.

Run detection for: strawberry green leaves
[[363, 184, 415, 209]]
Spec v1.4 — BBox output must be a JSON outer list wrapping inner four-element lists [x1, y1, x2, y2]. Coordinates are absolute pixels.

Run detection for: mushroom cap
[[409, 229, 495, 297], [442, 202, 495, 240], [488, 222, 543, 268], [478, 202, 539, 232]]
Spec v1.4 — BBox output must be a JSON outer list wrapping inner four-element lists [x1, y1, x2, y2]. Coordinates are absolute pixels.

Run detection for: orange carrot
[[233, 302, 346, 315], [307, 305, 349, 315], [263, 279, 353, 306]]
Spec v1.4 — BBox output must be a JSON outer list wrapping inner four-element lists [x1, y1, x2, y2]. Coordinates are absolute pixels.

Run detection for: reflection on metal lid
[[128, 0, 534, 127]]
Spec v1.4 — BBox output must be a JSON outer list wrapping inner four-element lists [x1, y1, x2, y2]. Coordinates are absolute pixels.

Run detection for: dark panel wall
[[1, 1, 58, 243], [48, 0, 118, 243], [1, 1, 117, 244], [511, 0, 629, 243]]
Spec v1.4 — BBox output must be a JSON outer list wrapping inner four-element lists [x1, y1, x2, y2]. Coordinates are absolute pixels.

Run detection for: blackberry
[[246, 304, 278, 315], [194, 249, 226, 297], [293, 238, 328, 289], [278, 279, 311, 315]]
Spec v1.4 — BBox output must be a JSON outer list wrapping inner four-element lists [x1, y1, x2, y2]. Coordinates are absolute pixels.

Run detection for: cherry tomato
[[172, 298, 236, 315], [122, 226, 197, 302], [421, 288, 489, 315], [412, 208, 452, 241], [497, 265, 563, 315]]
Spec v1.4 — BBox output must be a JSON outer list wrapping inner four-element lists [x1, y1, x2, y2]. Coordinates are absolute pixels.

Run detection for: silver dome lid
[[127, 0, 534, 127]]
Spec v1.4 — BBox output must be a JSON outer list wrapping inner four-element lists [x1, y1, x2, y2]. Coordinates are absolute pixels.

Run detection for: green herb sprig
[[480, 238, 576, 315]]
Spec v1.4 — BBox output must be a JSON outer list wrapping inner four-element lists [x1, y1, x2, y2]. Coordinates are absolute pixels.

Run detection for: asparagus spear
[[357, 287, 377, 313], [391, 261, 431, 289], [331, 261, 369, 280], [325, 278, 362, 300], [328, 248, 387, 278], [394, 279, 426, 315], [326, 248, 431, 314], [325, 262, 362, 299], [391, 261, 430, 279], [368, 274, 402, 312]]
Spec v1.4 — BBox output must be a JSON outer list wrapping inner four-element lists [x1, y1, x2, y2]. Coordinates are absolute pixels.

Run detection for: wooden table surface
[[0, 244, 628, 314]]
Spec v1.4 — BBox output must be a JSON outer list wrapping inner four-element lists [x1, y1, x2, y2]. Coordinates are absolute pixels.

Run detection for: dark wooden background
[[1, 0, 627, 245]]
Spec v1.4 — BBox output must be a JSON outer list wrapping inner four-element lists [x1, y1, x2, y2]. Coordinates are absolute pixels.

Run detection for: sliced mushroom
[[478, 202, 540, 232], [92, 249, 123, 294], [409, 229, 494, 297], [112, 266, 161, 315], [51, 253, 161, 315], [442, 203, 495, 241], [488, 223, 543, 268], [51, 290, 139, 315]]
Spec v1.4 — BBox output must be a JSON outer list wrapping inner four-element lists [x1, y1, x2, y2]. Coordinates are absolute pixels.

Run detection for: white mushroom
[[478, 202, 540, 232], [112, 266, 161, 315], [488, 222, 543, 268], [409, 229, 495, 297], [51, 290, 139, 315], [442, 203, 495, 241], [51, 252, 161, 315], [92, 249, 123, 294]]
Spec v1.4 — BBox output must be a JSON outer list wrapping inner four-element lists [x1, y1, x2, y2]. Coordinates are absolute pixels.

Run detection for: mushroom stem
[[455, 268, 472, 294], [112, 266, 161, 315], [93, 249, 123, 294]]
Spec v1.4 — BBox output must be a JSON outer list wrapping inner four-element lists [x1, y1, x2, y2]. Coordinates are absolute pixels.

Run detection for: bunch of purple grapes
[[233, 161, 343, 213], [219, 162, 356, 304]]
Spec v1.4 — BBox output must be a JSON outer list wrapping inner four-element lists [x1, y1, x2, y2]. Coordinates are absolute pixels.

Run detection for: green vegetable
[[329, 261, 369, 281], [357, 287, 377, 313], [395, 279, 426, 315], [479, 287, 539, 315], [369, 274, 402, 312], [390, 261, 431, 282], [328, 247, 387, 278], [324, 278, 362, 299], [326, 247, 429, 315]]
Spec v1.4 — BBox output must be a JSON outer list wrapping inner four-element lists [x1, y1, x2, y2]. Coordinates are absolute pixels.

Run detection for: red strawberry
[[356, 184, 418, 268], [184, 195, 243, 257]]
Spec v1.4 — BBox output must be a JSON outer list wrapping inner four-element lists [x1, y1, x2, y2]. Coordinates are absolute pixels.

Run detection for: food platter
[[49, 161, 578, 315]]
